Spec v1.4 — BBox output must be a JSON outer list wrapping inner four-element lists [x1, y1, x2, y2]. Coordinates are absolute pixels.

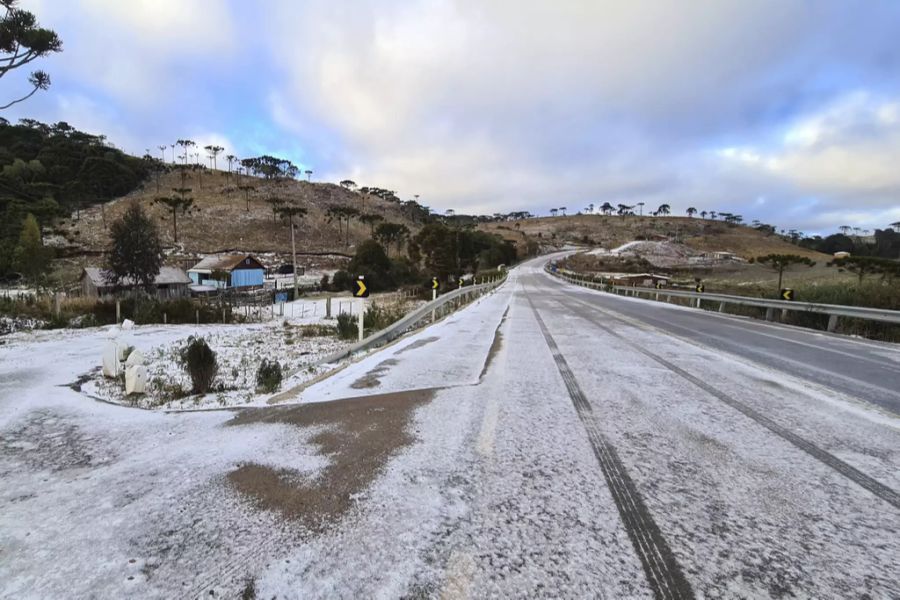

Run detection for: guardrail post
[[718, 302, 725, 313], [765, 307, 775, 322], [827, 314, 839, 332]]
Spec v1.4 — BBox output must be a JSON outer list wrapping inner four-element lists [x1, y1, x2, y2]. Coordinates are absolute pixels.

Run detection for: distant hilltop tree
[[204, 145, 224, 170], [241, 155, 297, 180], [828, 255, 900, 285], [751, 254, 815, 294]]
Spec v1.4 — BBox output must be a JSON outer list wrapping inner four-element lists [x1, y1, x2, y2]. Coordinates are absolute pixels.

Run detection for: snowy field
[[80, 320, 348, 410]]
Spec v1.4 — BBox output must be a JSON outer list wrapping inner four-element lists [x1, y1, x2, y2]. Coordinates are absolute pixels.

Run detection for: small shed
[[81, 267, 191, 299], [188, 254, 266, 289]]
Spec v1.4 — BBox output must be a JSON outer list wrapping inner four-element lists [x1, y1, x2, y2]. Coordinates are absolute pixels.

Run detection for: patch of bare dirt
[[226, 389, 433, 529], [349, 358, 399, 389]]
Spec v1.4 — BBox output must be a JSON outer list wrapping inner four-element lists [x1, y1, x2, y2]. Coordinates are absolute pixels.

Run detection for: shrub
[[349, 240, 393, 291], [336, 312, 357, 339], [256, 359, 283, 393], [319, 273, 330, 290], [178, 336, 218, 394], [364, 302, 405, 333], [332, 270, 353, 291], [299, 324, 336, 337]]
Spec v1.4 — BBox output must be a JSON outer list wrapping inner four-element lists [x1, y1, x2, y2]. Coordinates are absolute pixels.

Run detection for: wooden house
[[187, 254, 266, 289], [81, 267, 191, 299]]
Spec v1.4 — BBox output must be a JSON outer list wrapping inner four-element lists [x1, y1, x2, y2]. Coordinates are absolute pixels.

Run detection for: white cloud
[[721, 93, 900, 201], [21, 0, 237, 108], [257, 0, 900, 231], [9, 0, 900, 233]]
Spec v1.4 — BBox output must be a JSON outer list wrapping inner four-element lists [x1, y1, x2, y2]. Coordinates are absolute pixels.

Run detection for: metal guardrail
[[319, 277, 507, 364], [550, 267, 900, 332]]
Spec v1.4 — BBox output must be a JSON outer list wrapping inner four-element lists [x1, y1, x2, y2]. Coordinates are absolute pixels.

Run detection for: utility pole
[[291, 222, 299, 301]]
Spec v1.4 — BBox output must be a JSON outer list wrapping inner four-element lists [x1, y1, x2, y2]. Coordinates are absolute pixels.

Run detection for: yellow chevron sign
[[432, 277, 440, 290], [781, 288, 794, 301], [355, 277, 369, 298], [695, 283, 704, 293]]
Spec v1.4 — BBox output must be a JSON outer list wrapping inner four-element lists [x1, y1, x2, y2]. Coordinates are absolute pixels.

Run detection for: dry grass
[[53, 170, 418, 258], [481, 215, 829, 261]]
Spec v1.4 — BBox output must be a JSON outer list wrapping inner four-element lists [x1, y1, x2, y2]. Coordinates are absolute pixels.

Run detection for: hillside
[[481, 215, 827, 260], [46, 170, 426, 278]]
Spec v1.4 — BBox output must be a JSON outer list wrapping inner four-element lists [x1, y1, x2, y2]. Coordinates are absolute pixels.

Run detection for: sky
[[3, 0, 900, 234]]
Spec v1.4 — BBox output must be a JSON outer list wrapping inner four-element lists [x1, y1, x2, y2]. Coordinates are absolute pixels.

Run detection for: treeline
[[797, 229, 900, 259], [0, 118, 149, 275], [331, 222, 517, 293]]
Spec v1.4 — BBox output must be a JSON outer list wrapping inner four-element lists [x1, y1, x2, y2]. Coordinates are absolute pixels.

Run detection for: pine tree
[[14, 213, 52, 281], [106, 203, 163, 291]]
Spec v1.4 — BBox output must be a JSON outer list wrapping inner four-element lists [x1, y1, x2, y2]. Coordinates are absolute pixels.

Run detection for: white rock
[[121, 319, 135, 330], [125, 349, 145, 366], [102, 342, 120, 378], [124, 364, 147, 395]]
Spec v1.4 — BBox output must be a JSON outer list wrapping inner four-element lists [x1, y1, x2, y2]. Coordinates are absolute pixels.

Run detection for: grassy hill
[[481, 214, 825, 260], [55, 170, 415, 254], [49, 174, 835, 288]]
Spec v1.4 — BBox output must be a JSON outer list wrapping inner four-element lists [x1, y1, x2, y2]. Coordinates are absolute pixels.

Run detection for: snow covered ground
[[588, 240, 698, 267], [2, 256, 899, 598], [80, 320, 347, 410]]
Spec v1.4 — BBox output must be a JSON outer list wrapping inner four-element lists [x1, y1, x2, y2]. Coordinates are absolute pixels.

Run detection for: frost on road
[[1, 259, 899, 598]]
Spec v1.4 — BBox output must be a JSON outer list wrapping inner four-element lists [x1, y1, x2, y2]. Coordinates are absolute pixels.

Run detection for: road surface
[[1, 256, 898, 598]]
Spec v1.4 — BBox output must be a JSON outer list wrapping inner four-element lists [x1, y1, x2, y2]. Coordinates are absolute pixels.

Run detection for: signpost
[[355, 276, 368, 341], [431, 277, 440, 323]]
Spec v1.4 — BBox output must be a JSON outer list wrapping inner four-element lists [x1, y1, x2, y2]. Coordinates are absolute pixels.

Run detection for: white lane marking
[[440, 551, 476, 600]]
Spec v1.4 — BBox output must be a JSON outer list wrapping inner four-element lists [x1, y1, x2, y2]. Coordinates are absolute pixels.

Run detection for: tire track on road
[[559, 293, 900, 510], [525, 294, 695, 600]]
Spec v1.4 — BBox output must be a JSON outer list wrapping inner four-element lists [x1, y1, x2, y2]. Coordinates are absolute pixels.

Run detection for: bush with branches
[[178, 336, 218, 394]]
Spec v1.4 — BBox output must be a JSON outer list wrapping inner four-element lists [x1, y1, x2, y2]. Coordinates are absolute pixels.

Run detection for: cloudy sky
[[4, 0, 900, 233]]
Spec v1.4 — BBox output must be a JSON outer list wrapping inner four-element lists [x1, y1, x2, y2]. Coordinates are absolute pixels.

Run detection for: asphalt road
[[1, 256, 899, 598], [544, 271, 900, 415]]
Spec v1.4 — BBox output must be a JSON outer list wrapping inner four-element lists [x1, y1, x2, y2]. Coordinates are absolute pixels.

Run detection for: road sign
[[458, 278, 464, 287], [432, 277, 440, 290], [355, 276, 369, 298], [695, 283, 705, 293], [781, 288, 795, 301], [655, 281, 664, 289]]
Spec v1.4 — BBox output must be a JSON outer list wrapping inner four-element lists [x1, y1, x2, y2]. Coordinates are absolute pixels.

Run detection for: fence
[[320, 275, 508, 364], [551, 267, 900, 333]]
